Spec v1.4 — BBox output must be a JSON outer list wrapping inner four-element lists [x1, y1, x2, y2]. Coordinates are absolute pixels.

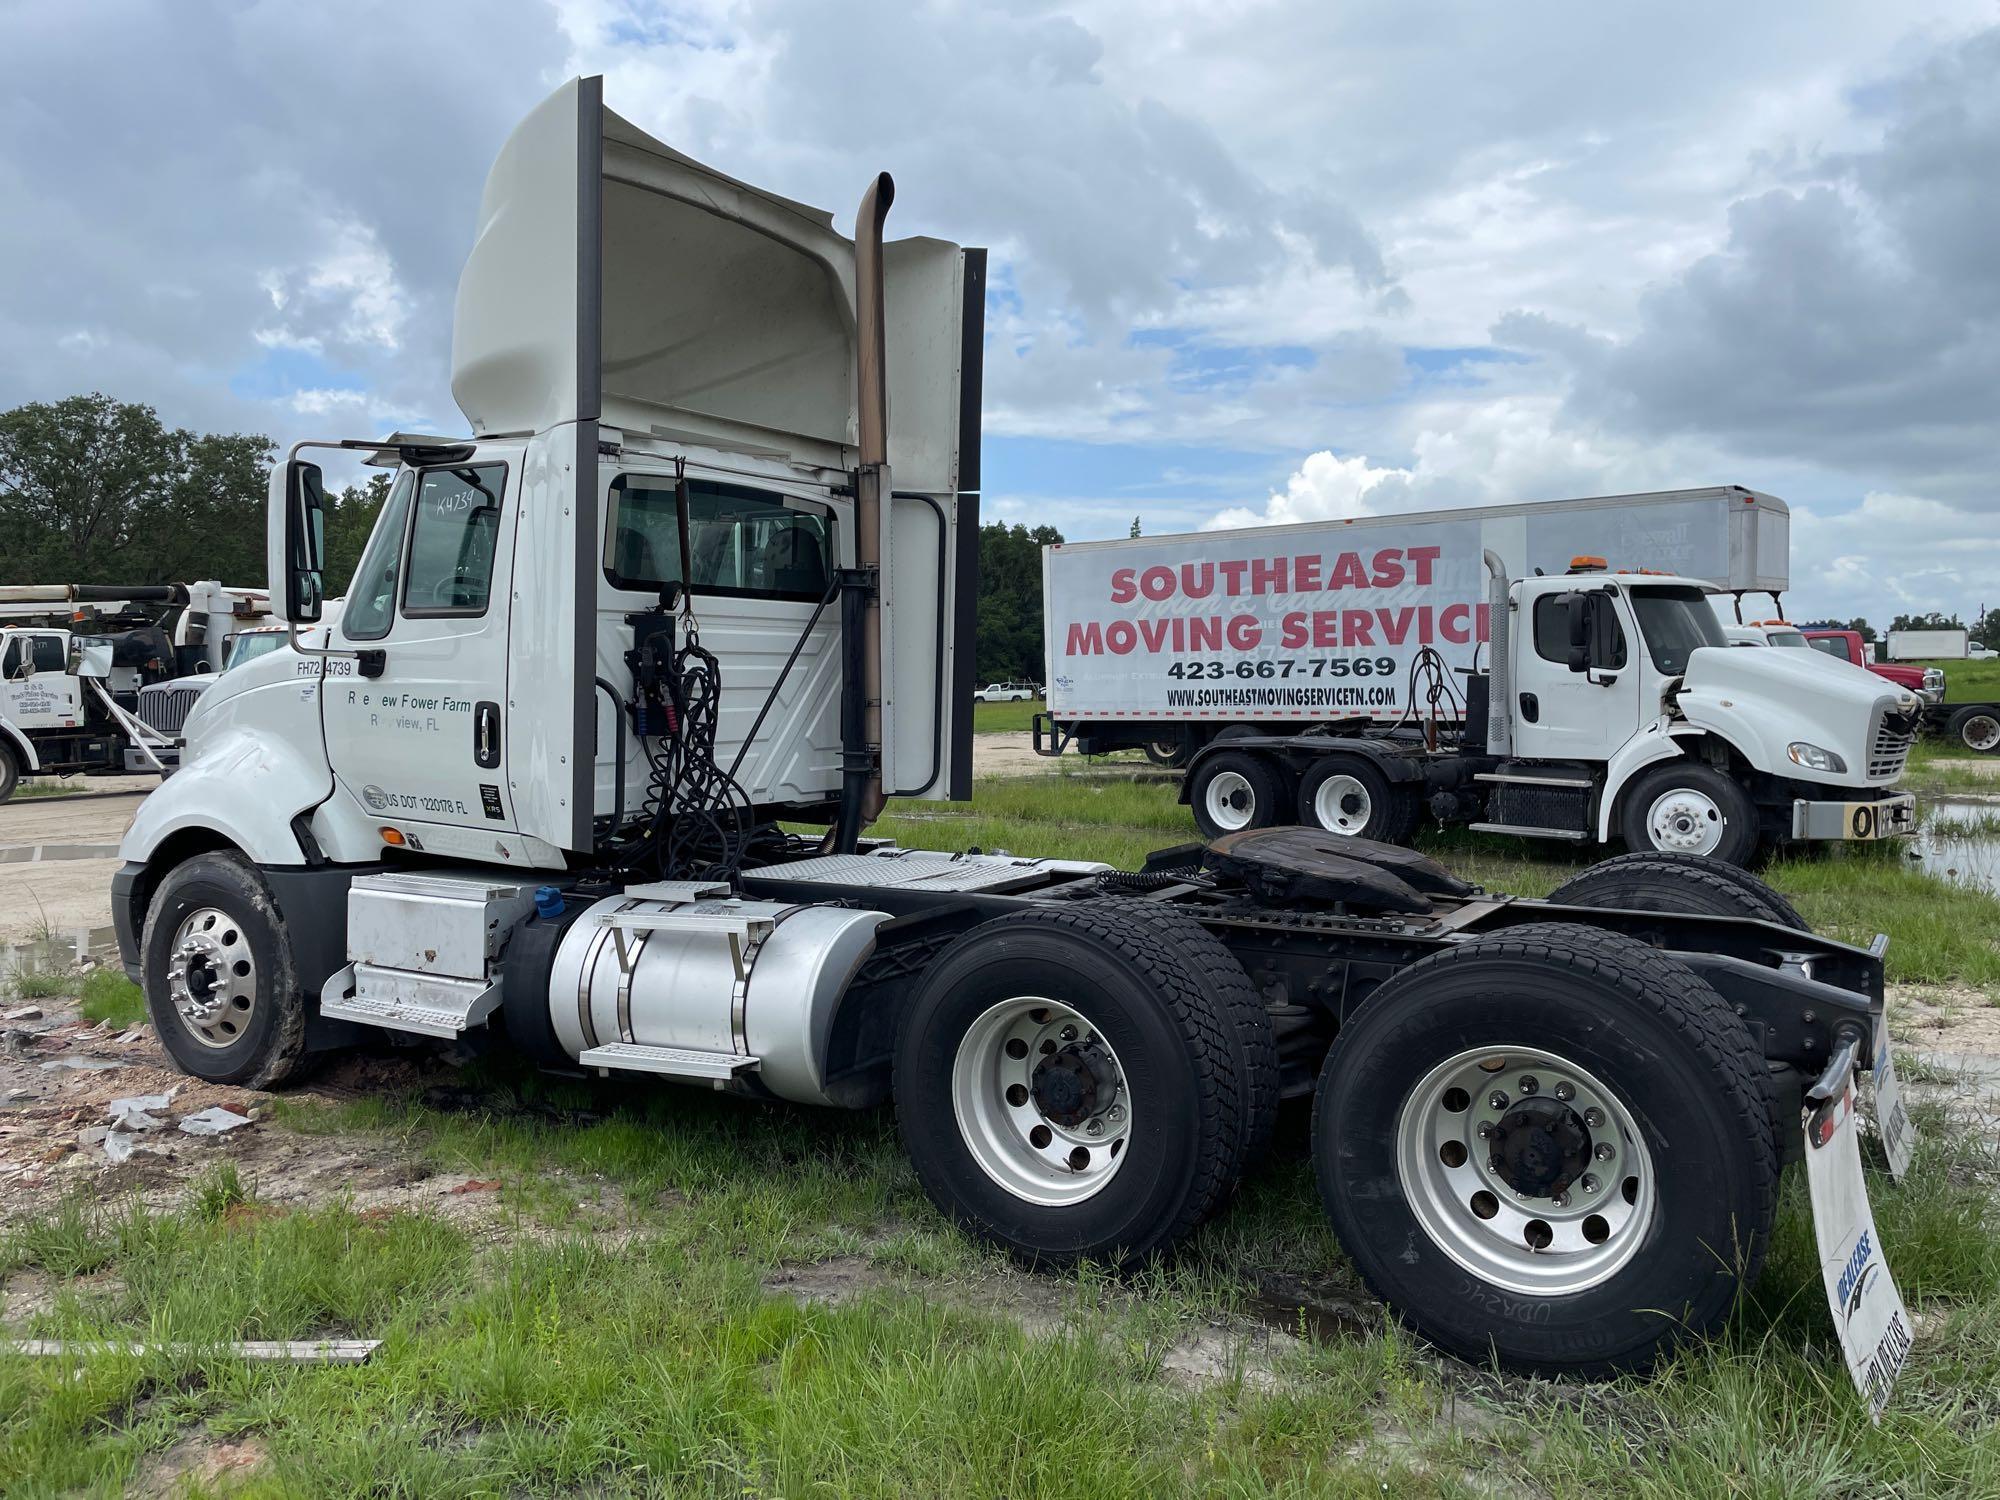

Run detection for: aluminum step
[[597, 908, 776, 942], [1468, 821, 1591, 841], [1474, 772, 1595, 789], [575, 1042, 761, 1084], [318, 964, 499, 1038]]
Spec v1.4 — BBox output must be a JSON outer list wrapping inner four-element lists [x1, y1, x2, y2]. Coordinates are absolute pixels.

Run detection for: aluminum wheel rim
[[1646, 787, 1723, 854], [1395, 1045, 1657, 1296], [1963, 715, 2000, 753], [166, 906, 258, 1049], [1313, 774, 1372, 835], [1204, 770, 1256, 831], [951, 997, 1131, 1206]]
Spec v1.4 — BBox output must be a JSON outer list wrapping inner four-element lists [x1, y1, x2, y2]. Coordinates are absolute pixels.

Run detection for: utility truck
[[115, 79, 1907, 1379], [1035, 487, 1789, 767], [0, 581, 269, 799]]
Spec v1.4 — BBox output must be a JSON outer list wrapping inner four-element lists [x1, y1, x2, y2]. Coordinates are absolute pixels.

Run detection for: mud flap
[[1805, 1071, 1913, 1422], [1868, 1015, 1917, 1182]]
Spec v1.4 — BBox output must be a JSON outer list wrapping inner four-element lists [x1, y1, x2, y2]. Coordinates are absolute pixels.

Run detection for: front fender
[[119, 664, 333, 868], [0, 718, 40, 772], [1597, 717, 1699, 840]]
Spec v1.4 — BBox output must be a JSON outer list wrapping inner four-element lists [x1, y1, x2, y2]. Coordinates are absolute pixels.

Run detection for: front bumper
[[1792, 790, 1917, 842]]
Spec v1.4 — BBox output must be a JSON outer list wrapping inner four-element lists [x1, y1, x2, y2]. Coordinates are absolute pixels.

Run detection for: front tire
[[1188, 751, 1287, 839], [1948, 705, 2000, 754], [141, 852, 308, 1089], [0, 748, 17, 804], [1617, 761, 1761, 865], [1547, 850, 1808, 930], [1312, 922, 1778, 1376], [894, 905, 1253, 1266]]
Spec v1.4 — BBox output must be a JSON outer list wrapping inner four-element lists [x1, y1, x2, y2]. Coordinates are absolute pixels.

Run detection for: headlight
[[1787, 742, 1847, 773]]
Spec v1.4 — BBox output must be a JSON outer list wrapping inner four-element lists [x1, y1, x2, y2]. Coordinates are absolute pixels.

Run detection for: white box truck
[[1885, 628, 1969, 661], [1037, 487, 1789, 764]]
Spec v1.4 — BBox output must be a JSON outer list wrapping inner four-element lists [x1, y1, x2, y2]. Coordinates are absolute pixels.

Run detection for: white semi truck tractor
[[115, 78, 1901, 1378]]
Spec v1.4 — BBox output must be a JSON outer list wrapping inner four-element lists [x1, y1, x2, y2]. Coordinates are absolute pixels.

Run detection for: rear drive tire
[[1083, 898, 1279, 1181], [1617, 761, 1760, 866], [1296, 756, 1421, 845], [1547, 851, 1808, 930], [1188, 751, 1288, 839], [1143, 736, 1192, 769], [1312, 921, 1778, 1376], [141, 852, 308, 1089], [894, 905, 1251, 1266], [1948, 706, 2000, 754]]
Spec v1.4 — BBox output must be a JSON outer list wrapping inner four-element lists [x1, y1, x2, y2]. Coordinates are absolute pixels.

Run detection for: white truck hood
[[451, 77, 973, 495], [1677, 644, 1918, 785]]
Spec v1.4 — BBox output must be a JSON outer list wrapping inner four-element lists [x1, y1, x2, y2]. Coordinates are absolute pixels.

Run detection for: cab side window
[[1532, 593, 1627, 669], [30, 636, 64, 673], [605, 476, 831, 601], [403, 465, 508, 616], [1, 639, 20, 678]]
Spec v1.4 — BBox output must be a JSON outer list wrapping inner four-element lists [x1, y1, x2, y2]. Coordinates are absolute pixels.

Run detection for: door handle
[[1518, 692, 1539, 723], [474, 701, 502, 769]]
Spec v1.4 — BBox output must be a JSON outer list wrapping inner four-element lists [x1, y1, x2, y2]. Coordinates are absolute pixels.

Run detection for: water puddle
[[0, 843, 121, 864], [0, 925, 121, 987], [1908, 800, 2000, 897]]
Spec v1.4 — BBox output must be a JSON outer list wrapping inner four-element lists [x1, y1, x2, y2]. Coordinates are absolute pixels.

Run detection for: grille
[[135, 681, 207, 735], [1869, 716, 1915, 779]]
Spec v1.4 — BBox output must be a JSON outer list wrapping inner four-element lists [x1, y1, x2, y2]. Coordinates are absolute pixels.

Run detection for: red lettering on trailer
[[1342, 609, 1375, 645], [1066, 621, 1104, 655], [1226, 615, 1262, 650], [1109, 569, 1136, 604]]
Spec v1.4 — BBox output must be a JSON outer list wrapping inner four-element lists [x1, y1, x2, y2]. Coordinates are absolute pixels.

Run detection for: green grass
[[971, 695, 1047, 734], [78, 970, 146, 1028], [1913, 657, 2000, 701]]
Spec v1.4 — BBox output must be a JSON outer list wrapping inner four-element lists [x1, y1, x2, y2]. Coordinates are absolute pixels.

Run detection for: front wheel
[[141, 852, 309, 1088], [1312, 922, 1777, 1376], [1617, 761, 1761, 865], [893, 905, 1255, 1266], [0, 748, 17, 804], [1948, 705, 2000, 754]]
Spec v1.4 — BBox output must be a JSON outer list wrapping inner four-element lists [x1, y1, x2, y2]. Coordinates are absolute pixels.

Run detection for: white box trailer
[[1038, 486, 1788, 759], [1886, 628, 1968, 661]]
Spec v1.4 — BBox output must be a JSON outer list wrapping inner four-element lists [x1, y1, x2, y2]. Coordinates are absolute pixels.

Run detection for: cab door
[[1510, 587, 1642, 763], [0, 632, 82, 730], [320, 456, 525, 854]]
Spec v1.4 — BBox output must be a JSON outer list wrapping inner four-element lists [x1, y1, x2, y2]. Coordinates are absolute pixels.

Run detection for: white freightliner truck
[[116, 79, 1904, 1378], [0, 581, 270, 799]]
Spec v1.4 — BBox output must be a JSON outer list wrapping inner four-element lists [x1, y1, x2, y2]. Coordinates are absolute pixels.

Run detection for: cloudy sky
[[3, 0, 1996, 627]]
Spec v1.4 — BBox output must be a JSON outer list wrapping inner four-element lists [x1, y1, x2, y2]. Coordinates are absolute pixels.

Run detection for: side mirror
[[275, 459, 326, 624], [1561, 592, 1591, 672]]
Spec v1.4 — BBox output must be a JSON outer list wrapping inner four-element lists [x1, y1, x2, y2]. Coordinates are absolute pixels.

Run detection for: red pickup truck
[[1800, 630, 1943, 703]]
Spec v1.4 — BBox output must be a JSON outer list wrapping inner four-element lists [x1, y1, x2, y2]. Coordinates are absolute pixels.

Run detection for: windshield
[[223, 633, 285, 672], [1630, 586, 1728, 676]]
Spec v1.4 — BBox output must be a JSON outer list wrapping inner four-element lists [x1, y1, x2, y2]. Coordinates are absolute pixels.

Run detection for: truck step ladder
[[318, 965, 500, 1038], [574, 1042, 761, 1085]]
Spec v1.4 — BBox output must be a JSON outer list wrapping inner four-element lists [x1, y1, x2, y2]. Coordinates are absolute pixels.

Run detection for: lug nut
[[1060, 1025, 1078, 1042], [1594, 1142, 1614, 1161], [1552, 1191, 1569, 1208], [1518, 1076, 1539, 1095], [1581, 1175, 1599, 1195], [1477, 1122, 1495, 1139], [1583, 1107, 1605, 1128], [1086, 1119, 1103, 1136], [1553, 1081, 1574, 1102], [1488, 1091, 1509, 1110]]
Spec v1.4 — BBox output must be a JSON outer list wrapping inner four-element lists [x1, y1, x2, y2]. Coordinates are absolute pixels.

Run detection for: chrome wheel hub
[[1646, 788, 1723, 854], [1395, 1045, 1656, 1296], [166, 906, 257, 1049], [1964, 715, 2000, 752], [952, 997, 1132, 1205]]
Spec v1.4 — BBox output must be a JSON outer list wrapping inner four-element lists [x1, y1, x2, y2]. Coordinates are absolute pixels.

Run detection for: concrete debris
[[108, 1092, 174, 1132], [38, 1056, 128, 1072], [4, 1338, 381, 1364], [178, 1107, 253, 1137], [1, 1005, 43, 1021]]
